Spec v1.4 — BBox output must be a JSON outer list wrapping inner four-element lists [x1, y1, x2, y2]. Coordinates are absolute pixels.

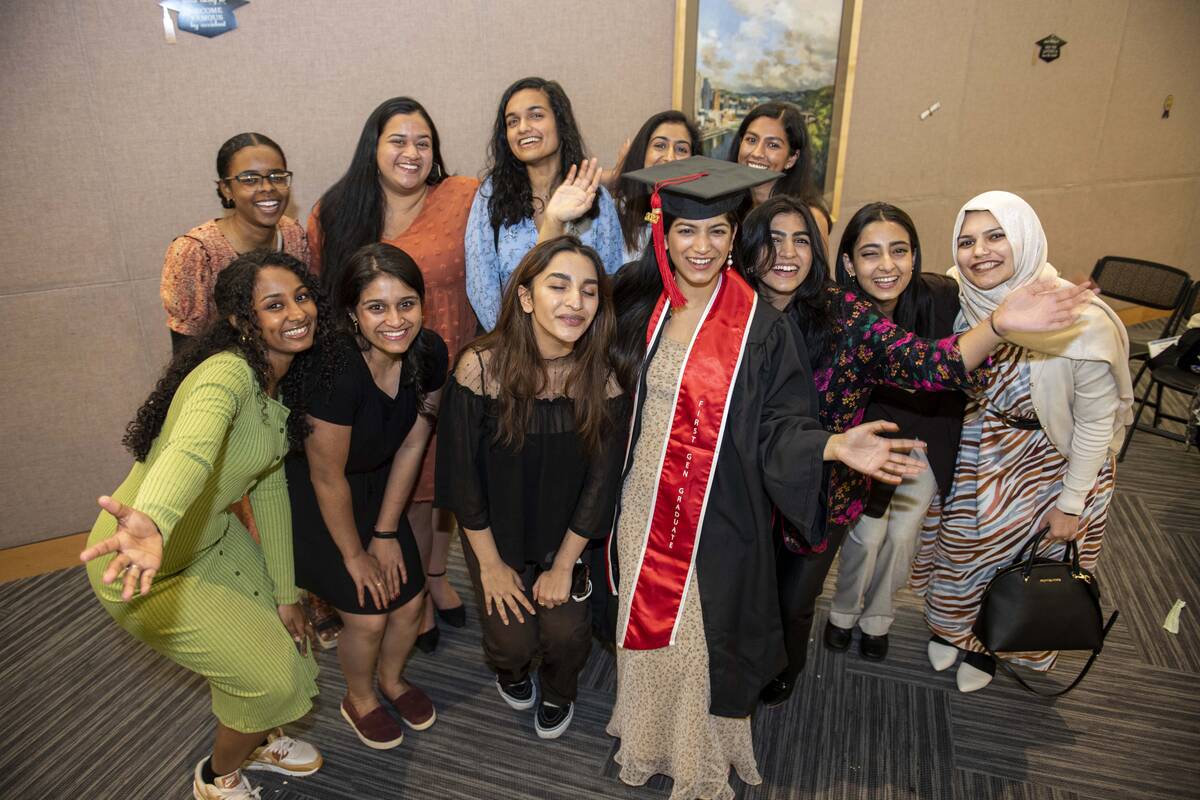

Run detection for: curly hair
[[336, 242, 439, 418], [123, 251, 341, 461], [484, 77, 597, 233], [612, 110, 701, 253], [316, 97, 450, 292], [463, 236, 615, 454]]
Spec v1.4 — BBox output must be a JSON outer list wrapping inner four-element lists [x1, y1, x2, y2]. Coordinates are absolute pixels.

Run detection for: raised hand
[[600, 137, 632, 191], [827, 421, 927, 484], [993, 277, 1093, 336], [545, 158, 602, 226], [79, 496, 164, 601]]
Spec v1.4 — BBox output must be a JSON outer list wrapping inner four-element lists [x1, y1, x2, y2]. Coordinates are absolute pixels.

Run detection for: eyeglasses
[[221, 170, 293, 189]]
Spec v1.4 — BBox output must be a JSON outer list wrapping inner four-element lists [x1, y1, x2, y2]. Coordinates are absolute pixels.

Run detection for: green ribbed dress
[[86, 351, 318, 733]]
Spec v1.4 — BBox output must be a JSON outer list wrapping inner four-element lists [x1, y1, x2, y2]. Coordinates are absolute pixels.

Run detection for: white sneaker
[[927, 637, 959, 672], [242, 728, 323, 776], [193, 759, 262, 800]]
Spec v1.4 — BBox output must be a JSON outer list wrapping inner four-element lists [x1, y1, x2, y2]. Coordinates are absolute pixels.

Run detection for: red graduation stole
[[617, 270, 757, 650]]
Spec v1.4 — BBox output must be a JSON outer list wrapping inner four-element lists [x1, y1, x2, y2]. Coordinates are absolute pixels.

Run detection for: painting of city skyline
[[692, 0, 846, 193]]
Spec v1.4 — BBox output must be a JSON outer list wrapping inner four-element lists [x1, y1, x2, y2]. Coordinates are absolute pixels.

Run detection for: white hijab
[[947, 190, 1133, 454]]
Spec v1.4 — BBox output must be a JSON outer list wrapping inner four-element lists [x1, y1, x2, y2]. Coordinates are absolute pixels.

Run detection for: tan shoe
[[193, 759, 261, 799], [242, 729, 323, 777]]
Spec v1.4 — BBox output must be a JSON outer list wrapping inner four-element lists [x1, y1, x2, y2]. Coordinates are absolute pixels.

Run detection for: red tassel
[[644, 171, 709, 308], [648, 191, 686, 308]]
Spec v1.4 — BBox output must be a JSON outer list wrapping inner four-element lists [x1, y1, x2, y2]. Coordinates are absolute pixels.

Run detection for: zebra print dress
[[909, 344, 1115, 671]]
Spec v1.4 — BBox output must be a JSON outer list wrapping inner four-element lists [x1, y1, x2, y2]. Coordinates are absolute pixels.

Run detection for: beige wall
[[0, 0, 674, 547], [831, 0, 1200, 282], [2, 0, 1197, 547]]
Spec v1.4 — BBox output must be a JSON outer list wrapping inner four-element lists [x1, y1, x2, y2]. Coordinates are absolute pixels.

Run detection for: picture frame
[[672, 0, 862, 220]]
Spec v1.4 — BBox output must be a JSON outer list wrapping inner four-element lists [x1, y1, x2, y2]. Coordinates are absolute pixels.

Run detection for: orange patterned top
[[161, 217, 309, 335], [308, 175, 480, 502]]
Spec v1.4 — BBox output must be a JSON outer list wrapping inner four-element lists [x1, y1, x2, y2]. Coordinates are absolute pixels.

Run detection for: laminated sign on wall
[[159, 0, 248, 41], [1036, 34, 1067, 63]]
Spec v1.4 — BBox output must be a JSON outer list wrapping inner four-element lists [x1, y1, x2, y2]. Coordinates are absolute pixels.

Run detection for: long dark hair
[[835, 202, 937, 337], [726, 101, 816, 201], [612, 111, 702, 252], [610, 209, 739, 390], [484, 77, 597, 233], [215, 132, 286, 208], [736, 196, 835, 365], [464, 236, 614, 453], [123, 252, 339, 461], [316, 97, 449, 292], [337, 242, 439, 418]]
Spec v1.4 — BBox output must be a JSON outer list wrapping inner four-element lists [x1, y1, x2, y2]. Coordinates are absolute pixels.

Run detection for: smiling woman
[[161, 132, 310, 354], [464, 77, 624, 332], [83, 252, 339, 798]]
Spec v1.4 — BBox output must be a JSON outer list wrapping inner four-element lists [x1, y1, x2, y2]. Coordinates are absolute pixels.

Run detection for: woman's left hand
[[992, 278, 1093, 336], [368, 536, 407, 600], [278, 603, 309, 656], [1042, 507, 1083, 541], [545, 158, 602, 225], [531, 565, 572, 609], [827, 421, 927, 484]]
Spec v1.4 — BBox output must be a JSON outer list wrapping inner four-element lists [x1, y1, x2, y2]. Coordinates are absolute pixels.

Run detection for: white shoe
[[956, 655, 996, 693], [927, 637, 958, 671], [193, 759, 262, 800], [242, 728, 323, 776]]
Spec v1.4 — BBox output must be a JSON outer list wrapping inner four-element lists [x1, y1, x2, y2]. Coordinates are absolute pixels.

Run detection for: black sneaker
[[496, 677, 536, 710], [534, 700, 574, 739]]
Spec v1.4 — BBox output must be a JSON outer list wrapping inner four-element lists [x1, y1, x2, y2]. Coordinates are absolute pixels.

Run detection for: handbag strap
[[982, 611, 1119, 698]]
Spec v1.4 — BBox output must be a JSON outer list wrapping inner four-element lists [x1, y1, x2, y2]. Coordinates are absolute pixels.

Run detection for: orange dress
[[308, 175, 480, 503]]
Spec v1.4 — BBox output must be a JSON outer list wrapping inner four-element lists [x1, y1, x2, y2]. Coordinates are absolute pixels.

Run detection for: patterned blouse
[[161, 217, 309, 336], [787, 285, 979, 551]]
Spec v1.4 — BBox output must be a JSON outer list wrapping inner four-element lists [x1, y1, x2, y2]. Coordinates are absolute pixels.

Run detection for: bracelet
[[372, 530, 399, 540], [988, 314, 1003, 338]]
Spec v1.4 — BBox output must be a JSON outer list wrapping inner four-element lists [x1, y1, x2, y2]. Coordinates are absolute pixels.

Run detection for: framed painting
[[672, 0, 862, 218]]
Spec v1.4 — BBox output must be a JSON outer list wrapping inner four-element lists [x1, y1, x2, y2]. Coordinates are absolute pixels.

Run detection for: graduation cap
[[623, 156, 780, 306]]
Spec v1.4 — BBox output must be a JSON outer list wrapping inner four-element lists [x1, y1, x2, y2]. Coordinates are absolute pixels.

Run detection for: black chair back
[[1091, 256, 1191, 311]]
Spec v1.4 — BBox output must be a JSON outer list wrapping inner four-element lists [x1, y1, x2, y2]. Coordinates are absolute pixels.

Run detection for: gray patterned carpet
[[2, 357, 1196, 799]]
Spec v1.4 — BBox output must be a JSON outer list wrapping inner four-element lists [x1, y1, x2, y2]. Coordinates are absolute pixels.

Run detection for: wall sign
[[159, 0, 248, 40], [1036, 34, 1067, 63]]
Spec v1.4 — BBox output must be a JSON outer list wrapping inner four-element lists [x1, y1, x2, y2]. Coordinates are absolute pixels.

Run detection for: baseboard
[[0, 532, 89, 582]]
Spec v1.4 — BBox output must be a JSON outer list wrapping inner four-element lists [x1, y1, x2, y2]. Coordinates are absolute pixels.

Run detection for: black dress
[[433, 351, 629, 569], [289, 332, 449, 613]]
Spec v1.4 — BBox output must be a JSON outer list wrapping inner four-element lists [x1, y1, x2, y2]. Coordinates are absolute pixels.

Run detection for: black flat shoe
[[436, 605, 467, 628], [823, 620, 852, 651], [759, 676, 795, 708], [859, 632, 888, 661], [414, 626, 440, 654]]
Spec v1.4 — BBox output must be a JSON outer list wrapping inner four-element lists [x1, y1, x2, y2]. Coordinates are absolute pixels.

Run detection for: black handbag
[[972, 528, 1119, 697]]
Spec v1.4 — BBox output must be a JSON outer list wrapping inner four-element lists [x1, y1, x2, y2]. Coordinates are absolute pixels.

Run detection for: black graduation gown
[[608, 300, 832, 718]]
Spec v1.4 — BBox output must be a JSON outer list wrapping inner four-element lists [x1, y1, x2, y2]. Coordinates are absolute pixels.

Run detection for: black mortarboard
[[623, 156, 781, 219], [623, 156, 780, 306]]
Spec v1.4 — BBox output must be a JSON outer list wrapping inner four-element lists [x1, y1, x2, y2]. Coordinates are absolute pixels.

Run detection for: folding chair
[[1090, 256, 1191, 368], [1118, 282, 1200, 460]]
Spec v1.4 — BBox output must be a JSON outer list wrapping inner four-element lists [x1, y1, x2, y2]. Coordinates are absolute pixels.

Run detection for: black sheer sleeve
[[433, 357, 490, 530], [759, 315, 832, 547], [568, 391, 632, 539]]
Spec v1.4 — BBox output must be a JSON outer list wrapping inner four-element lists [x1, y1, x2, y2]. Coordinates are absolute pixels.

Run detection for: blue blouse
[[464, 176, 624, 331]]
